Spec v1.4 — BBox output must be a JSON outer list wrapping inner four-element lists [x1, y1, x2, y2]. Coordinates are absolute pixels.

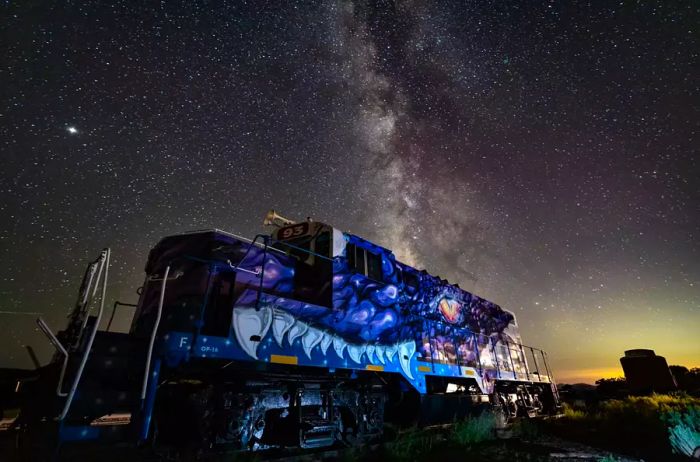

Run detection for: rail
[[140, 265, 172, 401], [407, 315, 554, 384], [36, 317, 69, 397], [59, 248, 110, 420]]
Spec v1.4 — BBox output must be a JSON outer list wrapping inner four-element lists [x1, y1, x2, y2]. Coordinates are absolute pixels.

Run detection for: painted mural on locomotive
[[138, 229, 531, 394]]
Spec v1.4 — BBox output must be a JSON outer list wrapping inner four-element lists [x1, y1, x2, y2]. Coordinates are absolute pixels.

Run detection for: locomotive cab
[[270, 219, 346, 308]]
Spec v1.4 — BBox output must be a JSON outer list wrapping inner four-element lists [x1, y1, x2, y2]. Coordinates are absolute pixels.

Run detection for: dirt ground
[[0, 427, 650, 462]]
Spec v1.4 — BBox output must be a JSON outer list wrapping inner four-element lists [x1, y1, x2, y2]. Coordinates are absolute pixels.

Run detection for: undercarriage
[[153, 367, 387, 455]]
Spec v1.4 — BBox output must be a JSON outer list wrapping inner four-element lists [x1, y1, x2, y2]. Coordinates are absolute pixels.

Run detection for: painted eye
[[439, 298, 462, 324]]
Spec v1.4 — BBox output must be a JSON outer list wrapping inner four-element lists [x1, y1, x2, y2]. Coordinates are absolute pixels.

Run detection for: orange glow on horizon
[[555, 361, 700, 385], [555, 366, 625, 385]]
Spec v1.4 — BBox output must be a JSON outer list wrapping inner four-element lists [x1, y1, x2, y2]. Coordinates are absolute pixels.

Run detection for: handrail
[[255, 236, 269, 312], [78, 252, 107, 337], [36, 317, 69, 397], [542, 351, 560, 399], [176, 227, 334, 263], [505, 339, 517, 380], [227, 234, 267, 276], [140, 265, 170, 401], [59, 248, 110, 420], [529, 347, 542, 381], [270, 237, 335, 262], [388, 315, 555, 385], [47, 251, 105, 398], [78, 259, 99, 309], [490, 337, 502, 379], [406, 314, 549, 358], [518, 344, 531, 381]]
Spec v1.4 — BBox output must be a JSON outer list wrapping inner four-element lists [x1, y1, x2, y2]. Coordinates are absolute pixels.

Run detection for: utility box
[[620, 349, 677, 394]]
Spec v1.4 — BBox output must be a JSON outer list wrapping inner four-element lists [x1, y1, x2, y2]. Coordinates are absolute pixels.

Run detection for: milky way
[[1, 1, 698, 383]]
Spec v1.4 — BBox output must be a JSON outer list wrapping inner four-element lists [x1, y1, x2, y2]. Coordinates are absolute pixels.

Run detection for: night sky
[[1, 1, 698, 383]]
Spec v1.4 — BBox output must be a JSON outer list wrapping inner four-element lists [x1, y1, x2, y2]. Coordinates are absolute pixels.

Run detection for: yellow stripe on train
[[270, 354, 298, 365]]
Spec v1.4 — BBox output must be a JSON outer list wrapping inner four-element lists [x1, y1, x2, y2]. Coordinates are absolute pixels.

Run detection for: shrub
[[552, 393, 700, 459], [561, 402, 586, 420]]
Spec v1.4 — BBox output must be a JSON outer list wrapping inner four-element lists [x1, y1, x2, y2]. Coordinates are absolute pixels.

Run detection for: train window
[[419, 332, 432, 361], [497, 343, 512, 372], [356, 246, 366, 274], [315, 232, 331, 257], [345, 243, 383, 281], [366, 251, 382, 281], [443, 337, 457, 364], [347, 243, 356, 268], [282, 236, 312, 261], [456, 334, 478, 368], [403, 272, 419, 291]]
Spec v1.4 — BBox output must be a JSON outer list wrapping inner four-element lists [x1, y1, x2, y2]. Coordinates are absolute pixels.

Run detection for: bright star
[[67, 126, 78, 134]]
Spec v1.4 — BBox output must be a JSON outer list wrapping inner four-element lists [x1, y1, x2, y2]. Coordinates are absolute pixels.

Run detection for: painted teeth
[[233, 309, 417, 379], [398, 340, 416, 380], [375, 345, 386, 364], [333, 336, 347, 359], [366, 345, 376, 364], [272, 309, 295, 347], [385, 344, 398, 363], [287, 322, 308, 346], [347, 344, 366, 363], [320, 334, 333, 355], [301, 327, 324, 359], [232, 306, 273, 360]]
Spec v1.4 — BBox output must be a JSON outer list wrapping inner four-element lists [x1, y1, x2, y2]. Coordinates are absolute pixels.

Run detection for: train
[[13, 210, 560, 456]]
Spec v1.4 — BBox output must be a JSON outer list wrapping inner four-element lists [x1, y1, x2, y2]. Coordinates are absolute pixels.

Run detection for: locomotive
[[15, 211, 560, 454]]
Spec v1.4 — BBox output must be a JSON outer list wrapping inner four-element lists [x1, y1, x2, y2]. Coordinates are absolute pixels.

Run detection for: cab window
[[346, 243, 383, 282], [366, 252, 382, 281], [273, 230, 332, 308], [315, 232, 330, 258]]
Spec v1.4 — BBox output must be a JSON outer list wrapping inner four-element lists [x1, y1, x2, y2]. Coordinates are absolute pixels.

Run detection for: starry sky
[[1, 1, 698, 384]]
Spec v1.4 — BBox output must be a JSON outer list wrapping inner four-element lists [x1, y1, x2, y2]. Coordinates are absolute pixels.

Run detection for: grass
[[561, 402, 586, 420], [384, 426, 437, 461], [547, 393, 700, 460], [511, 417, 540, 441], [450, 411, 497, 446], [383, 411, 498, 461]]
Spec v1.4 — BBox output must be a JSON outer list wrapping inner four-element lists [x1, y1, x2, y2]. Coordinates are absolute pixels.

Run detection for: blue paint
[[59, 424, 100, 441], [147, 229, 530, 395], [139, 358, 161, 442]]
